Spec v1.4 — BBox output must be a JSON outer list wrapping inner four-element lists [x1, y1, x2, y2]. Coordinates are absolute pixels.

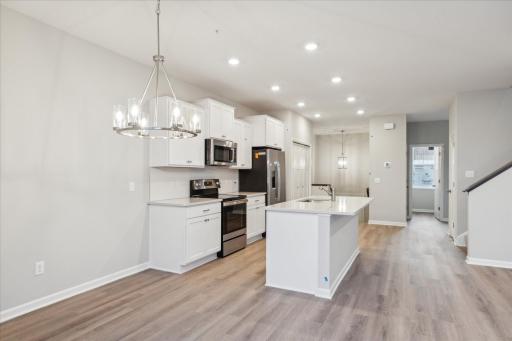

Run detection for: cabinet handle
[[222, 135, 226, 138], [241, 164, 245, 166], [186, 160, 192, 163], [202, 209, 210, 213], [255, 199, 260, 202], [204, 218, 210, 222]]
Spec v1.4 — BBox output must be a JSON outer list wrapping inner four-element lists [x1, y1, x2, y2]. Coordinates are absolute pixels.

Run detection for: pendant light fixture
[[112, 0, 201, 139], [337, 130, 348, 169]]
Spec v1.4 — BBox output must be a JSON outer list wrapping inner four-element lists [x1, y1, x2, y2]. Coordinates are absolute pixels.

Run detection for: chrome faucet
[[319, 184, 336, 201]]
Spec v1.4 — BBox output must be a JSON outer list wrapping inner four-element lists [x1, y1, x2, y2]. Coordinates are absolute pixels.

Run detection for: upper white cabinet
[[243, 115, 285, 150], [195, 98, 235, 141], [231, 119, 252, 169], [149, 97, 205, 168]]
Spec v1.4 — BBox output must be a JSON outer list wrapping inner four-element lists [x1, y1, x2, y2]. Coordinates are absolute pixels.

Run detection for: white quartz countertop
[[148, 197, 222, 207], [227, 192, 266, 198], [265, 196, 373, 216]]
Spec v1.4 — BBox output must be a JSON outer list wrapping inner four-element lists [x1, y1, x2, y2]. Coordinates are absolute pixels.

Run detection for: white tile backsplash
[[149, 167, 239, 201]]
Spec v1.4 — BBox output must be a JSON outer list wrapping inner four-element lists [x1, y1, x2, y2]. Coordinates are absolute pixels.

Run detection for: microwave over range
[[205, 138, 237, 166]]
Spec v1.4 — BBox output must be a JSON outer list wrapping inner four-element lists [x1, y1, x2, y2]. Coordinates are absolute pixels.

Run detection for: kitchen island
[[265, 196, 372, 299]]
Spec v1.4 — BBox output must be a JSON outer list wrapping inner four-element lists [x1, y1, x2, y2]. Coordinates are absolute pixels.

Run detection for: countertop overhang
[[265, 196, 373, 216]]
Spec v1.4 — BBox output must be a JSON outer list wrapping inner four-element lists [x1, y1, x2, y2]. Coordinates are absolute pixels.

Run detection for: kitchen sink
[[298, 198, 332, 203]]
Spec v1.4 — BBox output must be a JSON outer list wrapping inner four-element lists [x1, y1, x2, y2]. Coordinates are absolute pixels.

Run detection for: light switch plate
[[374, 178, 381, 184], [128, 182, 136, 192], [465, 170, 475, 178]]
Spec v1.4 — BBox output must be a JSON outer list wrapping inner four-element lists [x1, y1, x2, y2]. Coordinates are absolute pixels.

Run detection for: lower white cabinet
[[246, 194, 266, 242], [185, 214, 221, 264], [149, 202, 221, 273]]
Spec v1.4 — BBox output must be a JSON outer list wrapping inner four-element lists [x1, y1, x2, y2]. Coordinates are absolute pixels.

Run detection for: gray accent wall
[[407, 120, 449, 218], [451, 88, 512, 237], [369, 114, 407, 225], [314, 133, 369, 196]]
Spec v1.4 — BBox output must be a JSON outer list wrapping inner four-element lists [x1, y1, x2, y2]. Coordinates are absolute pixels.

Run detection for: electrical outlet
[[34, 261, 45, 276], [128, 182, 136, 192]]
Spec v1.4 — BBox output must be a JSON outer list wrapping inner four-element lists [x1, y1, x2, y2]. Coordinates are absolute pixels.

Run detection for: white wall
[[369, 114, 407, 226], [0, 7, 258, 315], [467, 168, 512, 267], [314, 133, 369, 196], [451, 88, 512, 237]]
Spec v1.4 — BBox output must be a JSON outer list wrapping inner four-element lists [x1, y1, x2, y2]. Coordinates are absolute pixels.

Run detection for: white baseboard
[[368, 220, 407, 227], [0, 262, 149, 323], [466, 257, 512, 269], [317, 248, 360, 300], [150, 253, 217, 274], [412, 209, 434, 213], [440, 217, 449, 223]]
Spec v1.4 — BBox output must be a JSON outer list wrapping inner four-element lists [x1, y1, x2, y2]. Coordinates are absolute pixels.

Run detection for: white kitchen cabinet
[[243, 115, 285, 150], [195, 98, 235, 141], [185, 214, 221, 264], [246, 194, 266, 243], [231, 119, 252, 169], [149, 97, 205, 168], [149, 200, 222, 274]]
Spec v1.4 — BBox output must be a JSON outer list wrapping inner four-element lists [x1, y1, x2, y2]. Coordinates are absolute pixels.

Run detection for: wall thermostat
[[383, 123, 395, 130]]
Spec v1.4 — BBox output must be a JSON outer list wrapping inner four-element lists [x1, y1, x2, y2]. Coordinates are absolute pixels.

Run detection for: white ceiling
[[4, 1, 512, 129]]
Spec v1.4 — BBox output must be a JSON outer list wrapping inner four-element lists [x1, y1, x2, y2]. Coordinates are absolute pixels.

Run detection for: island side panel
[[265, 211, 319, 295], [315, 214, 359, 299], [329, 214, 360, 297]]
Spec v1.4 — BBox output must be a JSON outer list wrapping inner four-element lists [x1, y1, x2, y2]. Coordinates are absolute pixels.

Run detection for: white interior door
[[434, 146, 444, 220], [292, 142, 310, 200]]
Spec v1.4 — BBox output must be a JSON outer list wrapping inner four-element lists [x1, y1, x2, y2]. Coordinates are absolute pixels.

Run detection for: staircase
[[464, 161, 512, 269]]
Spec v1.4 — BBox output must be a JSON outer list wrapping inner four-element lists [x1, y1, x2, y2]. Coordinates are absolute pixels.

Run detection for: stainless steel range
[[190, 179, 247, 257]]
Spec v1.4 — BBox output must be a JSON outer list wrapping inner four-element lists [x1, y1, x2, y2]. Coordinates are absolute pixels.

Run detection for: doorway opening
[[408, 145, 445, 221]]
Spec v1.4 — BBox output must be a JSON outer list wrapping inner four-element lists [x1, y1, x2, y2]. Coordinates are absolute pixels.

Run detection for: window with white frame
[[412, 146, 435, 189]]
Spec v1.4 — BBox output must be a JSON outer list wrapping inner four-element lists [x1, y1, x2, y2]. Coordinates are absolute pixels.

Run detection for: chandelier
[[112, 0, 201, 139], [337, 130, 348, 169]]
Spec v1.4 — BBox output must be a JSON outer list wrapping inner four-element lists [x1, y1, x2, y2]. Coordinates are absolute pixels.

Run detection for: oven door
[[206, 139, 237, 166], [222, 199, 247, 241]]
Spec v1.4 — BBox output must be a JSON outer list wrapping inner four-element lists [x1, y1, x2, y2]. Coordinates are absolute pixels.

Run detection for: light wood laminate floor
[[1, 213, 512, 340]]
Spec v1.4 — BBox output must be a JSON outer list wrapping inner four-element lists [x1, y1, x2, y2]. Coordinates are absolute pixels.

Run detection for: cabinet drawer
[[247, 195, 265, 207], [187, 203, 221, 218]]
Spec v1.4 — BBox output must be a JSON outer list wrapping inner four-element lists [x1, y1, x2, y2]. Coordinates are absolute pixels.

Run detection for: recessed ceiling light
[[228, 57, 240, 66], [271, 85, 280, 92], [297, 102, 305, 108], [346, 96, 356, 103], [331, 76, 342, 84], [314, 113, 321, 118], [304, 42, 318, 51], [357, 109, 365, 115]]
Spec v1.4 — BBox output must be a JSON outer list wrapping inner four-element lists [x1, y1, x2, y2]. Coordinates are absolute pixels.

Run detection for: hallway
[[1, 214, 511, 340]]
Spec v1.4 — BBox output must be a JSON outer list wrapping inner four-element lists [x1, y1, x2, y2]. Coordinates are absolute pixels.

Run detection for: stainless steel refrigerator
[[239, 148, 286, 205]]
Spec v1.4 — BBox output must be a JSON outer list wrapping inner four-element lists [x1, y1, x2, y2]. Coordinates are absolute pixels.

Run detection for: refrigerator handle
[[276, 161, 281, 201]]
